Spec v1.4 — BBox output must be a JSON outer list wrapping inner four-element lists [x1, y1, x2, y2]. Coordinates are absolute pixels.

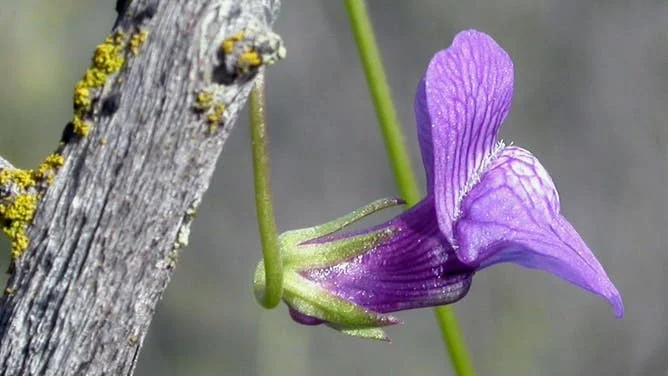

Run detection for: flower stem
[[249, 71, 283, 309], [344, 1, 476, 375], [343, 0, 420, 205], [434, 306, 476, 376]]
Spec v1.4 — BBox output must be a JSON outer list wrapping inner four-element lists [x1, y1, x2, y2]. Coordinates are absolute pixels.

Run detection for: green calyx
[[253, 198, 403, 340]]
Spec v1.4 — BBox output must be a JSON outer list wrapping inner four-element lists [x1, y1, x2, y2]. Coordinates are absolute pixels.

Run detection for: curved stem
[[344, 1, 476, 375], [250, 71, 283, 309]]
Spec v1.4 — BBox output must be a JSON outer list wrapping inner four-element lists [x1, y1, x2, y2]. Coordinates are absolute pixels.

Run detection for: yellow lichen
[[206, 103, 226, 134], [194, 90, 214, 111], [94, 32, 127, 73], [220, 29, 282, 76], [222, 31, 245, 54], [206, 112, 220, 124], [0, 169, 34, 189], [238, 51, 262, 70], [68, 31, 128, 140], [10, 231, 30, 260], [129, 30, 148, 56], [0, 153, 65, 260], [93, 43, 125, 74], [2, 195, 37, 223], [72, 116, 91, 137], [81, 69, 108, 88], [73, 83, 91, 111], [42, 153, 65, 169], [110, 31, 126, 45], [2, 219, 23, 238], [84, 33, 126, 85], [34, 153, 65, 183], [0, 194, 37, 260]]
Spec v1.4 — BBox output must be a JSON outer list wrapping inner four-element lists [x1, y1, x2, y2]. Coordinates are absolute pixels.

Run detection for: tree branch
[[0, 0, 282, 374], [0, 157, 13, 171]]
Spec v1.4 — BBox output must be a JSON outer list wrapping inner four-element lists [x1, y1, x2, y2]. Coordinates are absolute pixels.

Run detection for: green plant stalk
[[343, 0, 420, 204], [344, 1, 476, 375], [434, 306, 476, 376], [250, 71, 283, 309]]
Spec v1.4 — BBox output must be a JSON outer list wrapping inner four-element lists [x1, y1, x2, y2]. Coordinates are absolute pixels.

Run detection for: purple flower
[[254, 30, 622, 340]]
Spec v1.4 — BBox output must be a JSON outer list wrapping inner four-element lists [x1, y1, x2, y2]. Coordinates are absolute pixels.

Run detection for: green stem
[[250, 71, 283, 309], [344, 1, 476, 375], [434, 306, 476, 376], [343, 0, 420, 205]]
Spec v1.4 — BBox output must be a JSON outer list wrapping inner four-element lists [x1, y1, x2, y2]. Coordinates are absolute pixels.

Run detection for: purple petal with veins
[[416, 30, 514, 245], [301, 199, 474, 314], [454, 146, 623, 317]]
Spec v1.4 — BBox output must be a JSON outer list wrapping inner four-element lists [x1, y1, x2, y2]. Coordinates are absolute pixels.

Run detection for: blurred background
[[1, 0, 667, 375]]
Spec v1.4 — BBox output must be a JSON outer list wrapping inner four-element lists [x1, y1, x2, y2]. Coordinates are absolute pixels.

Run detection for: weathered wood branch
[[0, 0, 281, 374]]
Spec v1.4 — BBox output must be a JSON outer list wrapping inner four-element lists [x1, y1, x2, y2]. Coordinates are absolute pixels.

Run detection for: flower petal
[[417, 30, 514, 244], [414, 77, 435, 188], [301, 199, 474, 314], [454, 146, 623, 317]]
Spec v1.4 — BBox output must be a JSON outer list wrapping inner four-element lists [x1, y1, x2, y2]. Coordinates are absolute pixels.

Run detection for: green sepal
[[255, 264, 398, 330], [328, 324, 391, 342], [278, 197, 402, 250], [282, 226, 396, 269], [252, 197, 405, 340], [278, 197, 401, 269], [281, 271, 399, 328]]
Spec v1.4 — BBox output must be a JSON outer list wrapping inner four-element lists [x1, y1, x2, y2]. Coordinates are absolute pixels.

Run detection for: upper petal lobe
[[415, 30, 514, 245]]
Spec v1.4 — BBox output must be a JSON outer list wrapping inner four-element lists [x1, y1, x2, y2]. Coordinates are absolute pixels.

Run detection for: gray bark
[[0, 0, 281, 374]]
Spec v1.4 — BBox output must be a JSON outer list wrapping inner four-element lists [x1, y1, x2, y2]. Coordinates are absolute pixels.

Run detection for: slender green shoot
[[343, 0, 420, 205], [434, 306, 476, 376], [250, 71, 283, 309]]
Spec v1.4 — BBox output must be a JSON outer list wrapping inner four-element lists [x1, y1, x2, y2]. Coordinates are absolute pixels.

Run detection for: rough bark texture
[[0, 0, 280, 374]]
